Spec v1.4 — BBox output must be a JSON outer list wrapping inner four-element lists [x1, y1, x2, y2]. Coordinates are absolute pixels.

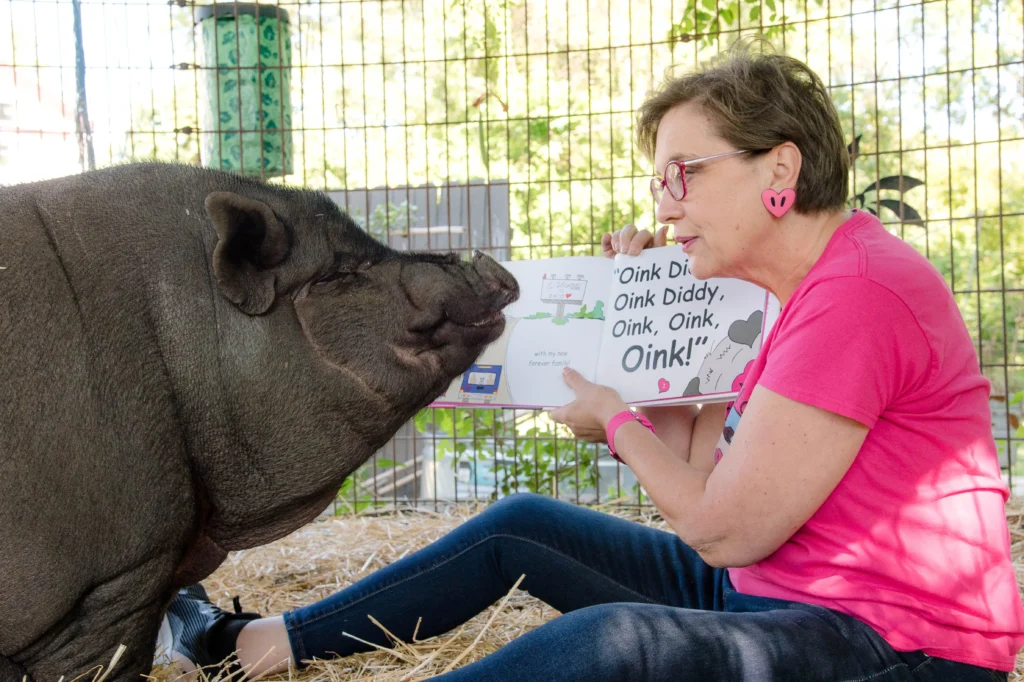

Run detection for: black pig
[[0, 162, 518, 681]]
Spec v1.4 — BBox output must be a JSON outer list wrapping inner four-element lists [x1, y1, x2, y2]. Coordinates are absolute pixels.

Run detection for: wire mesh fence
[[1, 0, 1021, 511]]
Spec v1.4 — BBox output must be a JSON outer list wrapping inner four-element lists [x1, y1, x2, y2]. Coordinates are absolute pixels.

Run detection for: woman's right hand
[[601, 224, 669, 259]]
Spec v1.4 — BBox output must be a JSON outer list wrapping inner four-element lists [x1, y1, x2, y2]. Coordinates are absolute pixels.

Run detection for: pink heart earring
[[761, 188, 796, 218]]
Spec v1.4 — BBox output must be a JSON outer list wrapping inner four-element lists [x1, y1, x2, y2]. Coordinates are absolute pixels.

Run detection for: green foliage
[[413, 408, 600, 498], [333, 470, 378, 514], [667, 0, 807, 48]]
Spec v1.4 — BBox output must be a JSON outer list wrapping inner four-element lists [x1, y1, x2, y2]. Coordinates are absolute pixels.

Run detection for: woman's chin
[[687, 257, 715, 280]]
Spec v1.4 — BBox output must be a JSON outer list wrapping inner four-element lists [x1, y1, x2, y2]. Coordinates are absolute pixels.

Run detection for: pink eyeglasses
[[650, 149, 764, 203]]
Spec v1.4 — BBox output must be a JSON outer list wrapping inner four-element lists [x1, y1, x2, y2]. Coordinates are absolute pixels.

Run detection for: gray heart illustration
[[727, 310, 764, 348]]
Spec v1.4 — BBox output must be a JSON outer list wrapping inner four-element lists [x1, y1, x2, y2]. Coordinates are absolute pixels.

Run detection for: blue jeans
[[282, 493, 1008, 681]]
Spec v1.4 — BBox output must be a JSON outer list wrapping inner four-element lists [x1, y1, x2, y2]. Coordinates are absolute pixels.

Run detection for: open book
[[432, 245, 780, 410]]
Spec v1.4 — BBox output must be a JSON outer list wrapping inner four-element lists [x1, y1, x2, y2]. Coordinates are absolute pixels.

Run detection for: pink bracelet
[[605, 410, 656, 462]]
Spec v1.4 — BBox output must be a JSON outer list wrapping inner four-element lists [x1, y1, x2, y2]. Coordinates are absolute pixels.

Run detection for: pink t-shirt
[[719, 210, 1024, 671]]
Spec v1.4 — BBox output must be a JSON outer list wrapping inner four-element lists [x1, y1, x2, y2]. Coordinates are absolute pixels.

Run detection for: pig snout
[[471, 250, 519, 311]]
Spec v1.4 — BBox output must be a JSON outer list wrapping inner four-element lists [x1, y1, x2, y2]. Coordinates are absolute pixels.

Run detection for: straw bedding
[[109, 497, 1020, 680]]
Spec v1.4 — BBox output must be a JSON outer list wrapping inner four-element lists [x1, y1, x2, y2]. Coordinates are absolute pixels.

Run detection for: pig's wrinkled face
[[205, 189, 519, 414], [294, 242, 518, 409]]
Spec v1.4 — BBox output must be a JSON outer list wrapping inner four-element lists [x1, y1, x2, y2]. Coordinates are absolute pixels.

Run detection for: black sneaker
[[165, 583, 263, 677]]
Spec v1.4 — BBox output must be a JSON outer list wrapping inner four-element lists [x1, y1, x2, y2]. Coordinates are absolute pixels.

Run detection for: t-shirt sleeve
[[757, 277, 933, 428]]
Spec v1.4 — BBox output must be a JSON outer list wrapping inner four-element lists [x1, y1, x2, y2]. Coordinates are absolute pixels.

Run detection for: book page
[[595, 245, 776, 405], [431, 255, 614, 409]]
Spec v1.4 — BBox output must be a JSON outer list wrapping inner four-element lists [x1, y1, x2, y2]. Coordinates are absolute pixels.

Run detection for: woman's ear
[[768, 141, 802, 191]]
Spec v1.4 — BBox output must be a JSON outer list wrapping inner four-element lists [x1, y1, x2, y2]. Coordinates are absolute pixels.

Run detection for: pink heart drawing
[[657, 378, 670, 393], [761, 188, 796, 218], [564, 293, 572, 298]]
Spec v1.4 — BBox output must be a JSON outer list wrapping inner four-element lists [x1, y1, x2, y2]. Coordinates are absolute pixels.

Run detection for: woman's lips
[[676, 236, 698, 252]]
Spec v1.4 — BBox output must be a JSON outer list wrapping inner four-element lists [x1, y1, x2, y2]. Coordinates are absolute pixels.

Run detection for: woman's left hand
[[549, 367, 630, 443]]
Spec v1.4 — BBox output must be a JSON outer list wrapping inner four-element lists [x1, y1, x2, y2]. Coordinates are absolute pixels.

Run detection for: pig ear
[[205, 191, 291, 315]]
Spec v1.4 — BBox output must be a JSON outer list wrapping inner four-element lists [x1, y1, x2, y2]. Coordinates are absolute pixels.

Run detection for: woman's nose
[[655, 190, 684, 224]]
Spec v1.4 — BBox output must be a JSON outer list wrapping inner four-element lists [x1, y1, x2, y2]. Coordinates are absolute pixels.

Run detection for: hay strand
[[340, 630, 417, 666], [93, 645, 127, 682], [439, 574, 526, 675]]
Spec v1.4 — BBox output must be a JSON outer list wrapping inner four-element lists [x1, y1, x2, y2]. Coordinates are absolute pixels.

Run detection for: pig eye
[[315, 269, 357, 286]]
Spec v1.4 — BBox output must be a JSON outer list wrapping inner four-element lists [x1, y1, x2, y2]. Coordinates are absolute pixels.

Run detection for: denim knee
[[551, 604, 653, 671], [477, 492, 563, 531]]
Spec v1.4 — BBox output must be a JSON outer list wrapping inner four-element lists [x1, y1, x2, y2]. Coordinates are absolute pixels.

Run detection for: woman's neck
[[747, 209, 853, 307]]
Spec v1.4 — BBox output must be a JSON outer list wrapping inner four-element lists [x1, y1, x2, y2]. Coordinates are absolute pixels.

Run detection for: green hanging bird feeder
[[195, 3, 293, 177]]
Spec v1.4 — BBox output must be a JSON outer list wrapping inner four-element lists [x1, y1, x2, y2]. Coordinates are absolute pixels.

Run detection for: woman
[[166, 42, 1023, 680]]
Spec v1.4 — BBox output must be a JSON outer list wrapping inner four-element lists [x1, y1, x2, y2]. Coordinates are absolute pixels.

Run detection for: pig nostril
[[492, 287, 516, 309]]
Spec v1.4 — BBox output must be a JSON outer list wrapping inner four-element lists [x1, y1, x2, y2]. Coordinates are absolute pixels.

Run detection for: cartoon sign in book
[[432, 246, 778, 410], [540, 274, 587, 322]]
